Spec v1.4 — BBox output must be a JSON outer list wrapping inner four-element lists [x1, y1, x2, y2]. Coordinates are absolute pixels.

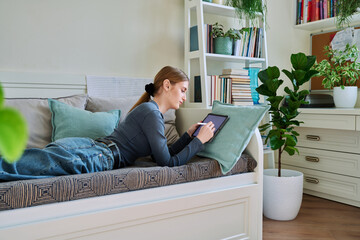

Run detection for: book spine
[[307, 0, 312, 22], [324, 0, 328, 19], [194, 76, 202, 102]]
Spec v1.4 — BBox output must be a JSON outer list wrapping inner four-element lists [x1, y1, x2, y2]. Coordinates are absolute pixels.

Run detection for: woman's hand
[[196, 121, 215, 144], [187, 122, 200, 136]]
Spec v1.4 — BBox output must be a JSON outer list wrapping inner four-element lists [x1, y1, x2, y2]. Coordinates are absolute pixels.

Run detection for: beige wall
[[0, 0, 310, 80], [0, 0, 184, 78]]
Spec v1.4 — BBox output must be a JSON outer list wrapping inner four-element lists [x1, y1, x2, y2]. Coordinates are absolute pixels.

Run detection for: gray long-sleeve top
[[107, 100, 204, 167]]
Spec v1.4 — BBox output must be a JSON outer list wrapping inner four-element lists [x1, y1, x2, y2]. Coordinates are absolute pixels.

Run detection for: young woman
[[0, 66, 215, 181]]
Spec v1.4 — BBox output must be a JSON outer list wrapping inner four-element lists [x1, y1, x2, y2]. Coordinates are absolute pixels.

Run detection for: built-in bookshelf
[[184, 0, 268, 108], [294, 0, 360, 31]]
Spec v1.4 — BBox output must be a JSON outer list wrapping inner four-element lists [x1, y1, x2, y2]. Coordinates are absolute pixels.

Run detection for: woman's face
[[168, 81, 188, 109]]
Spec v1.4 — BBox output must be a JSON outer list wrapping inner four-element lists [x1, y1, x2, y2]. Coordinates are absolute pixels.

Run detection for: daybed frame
[[0, 71, 263, 239]]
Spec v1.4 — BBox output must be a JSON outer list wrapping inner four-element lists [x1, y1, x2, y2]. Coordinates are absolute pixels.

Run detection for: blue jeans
[[0, 137, 115, 181]]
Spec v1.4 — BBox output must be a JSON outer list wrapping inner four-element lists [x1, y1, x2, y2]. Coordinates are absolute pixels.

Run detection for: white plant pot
[[333, 86, 358, 108], [263, 169, 303, 221]]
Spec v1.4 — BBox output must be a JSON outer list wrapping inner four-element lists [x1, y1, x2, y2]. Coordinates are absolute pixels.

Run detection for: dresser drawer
[[357, 116, 360, 131], [282, 147, 360, 177], [283, 165, 360, 202], [297, 113, 356, 130], [295, 127, 360, 154]]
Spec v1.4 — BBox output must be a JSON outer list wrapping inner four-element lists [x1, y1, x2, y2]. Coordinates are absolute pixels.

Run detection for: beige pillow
[[85, 96, 180, 145], [5, 95, 88, 149]]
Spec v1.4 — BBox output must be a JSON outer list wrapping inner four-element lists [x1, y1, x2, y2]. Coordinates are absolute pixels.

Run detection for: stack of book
[[204, 69, 253, 106], [296, 0, 338, 25], [222, 69, 253, 106]]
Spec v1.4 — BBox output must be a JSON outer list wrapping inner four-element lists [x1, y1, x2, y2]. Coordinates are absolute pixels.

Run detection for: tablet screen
[[192, 113, 229, 139]]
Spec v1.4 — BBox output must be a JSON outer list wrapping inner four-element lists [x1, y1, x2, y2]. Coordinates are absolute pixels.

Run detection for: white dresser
[[282, 108, 360, 207]]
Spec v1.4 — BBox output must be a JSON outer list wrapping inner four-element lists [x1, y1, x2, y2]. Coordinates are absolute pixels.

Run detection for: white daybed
[[0, 71, 263, 240]]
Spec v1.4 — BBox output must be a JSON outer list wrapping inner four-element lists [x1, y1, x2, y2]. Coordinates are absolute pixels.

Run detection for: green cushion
[[48, 98, 121, 141], [197, 101, 269, 174]]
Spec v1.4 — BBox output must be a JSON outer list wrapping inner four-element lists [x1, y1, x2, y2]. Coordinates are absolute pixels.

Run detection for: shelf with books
[[294, 14, 360, 31], [294, 0, 360, 31], [184, 0, 268, 108]]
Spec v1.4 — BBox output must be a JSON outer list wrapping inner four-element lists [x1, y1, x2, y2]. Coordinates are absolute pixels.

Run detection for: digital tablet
[[192, 113, 229, 142]]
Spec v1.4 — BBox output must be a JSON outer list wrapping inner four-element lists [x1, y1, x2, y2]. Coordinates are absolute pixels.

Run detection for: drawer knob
[[305, 156, 320, 162], [305, 177, 319, 184], [306, 135, 320, 141]]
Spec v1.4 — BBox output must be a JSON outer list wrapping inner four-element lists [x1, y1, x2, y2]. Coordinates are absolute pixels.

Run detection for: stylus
[[197, 122, 207, 125]]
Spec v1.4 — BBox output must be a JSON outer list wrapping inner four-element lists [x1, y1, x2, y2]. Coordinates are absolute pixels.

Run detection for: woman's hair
[[129, 66, 189, 112]]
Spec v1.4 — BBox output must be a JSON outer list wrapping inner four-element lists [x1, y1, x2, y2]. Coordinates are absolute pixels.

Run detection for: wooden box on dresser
[[281, 108, 360, 207]]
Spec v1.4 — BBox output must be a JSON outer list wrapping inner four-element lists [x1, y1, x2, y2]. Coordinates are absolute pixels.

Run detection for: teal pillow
[[48, 98, 121, 141], [197, 101, 270, 174]]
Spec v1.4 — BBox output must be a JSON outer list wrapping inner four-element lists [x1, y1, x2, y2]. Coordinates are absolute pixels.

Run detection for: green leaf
[[293, 70, 306, 82], [256, 85, 273, 97], [300, 69, 319, 85], [266, 66, 280, 79], [282, 69, 293, 82], [284, 134, 297, 147], [305, 55, 316, 70], [258, 69, 269, 83], [291, 53, 308, 70], [268, 96, 284, 110], [0, 107, 28, 163], [0, 83, 3, 108], [270, 135, 285, 150], [284, 146, 298, 156], [258, 123, 271, 133], [268, 79, 284, 93]]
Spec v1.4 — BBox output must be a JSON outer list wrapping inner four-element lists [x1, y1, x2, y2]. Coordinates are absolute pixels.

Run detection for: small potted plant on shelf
[[0, 82, 28, 163], [336, 0, 360, 28], [313, 43, 360, 108], [210, 22, 238, 55], [256, 53, 318, 221]]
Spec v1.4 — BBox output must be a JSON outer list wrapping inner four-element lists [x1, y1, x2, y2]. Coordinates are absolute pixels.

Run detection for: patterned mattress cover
[[0, 154, 257, 211]]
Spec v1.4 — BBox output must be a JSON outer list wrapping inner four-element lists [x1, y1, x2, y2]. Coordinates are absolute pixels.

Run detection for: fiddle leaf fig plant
[[256, 53, 318, 177], [0, 82, 28, 163]]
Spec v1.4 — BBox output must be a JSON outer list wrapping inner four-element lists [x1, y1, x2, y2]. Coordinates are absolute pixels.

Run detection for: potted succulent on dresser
[[313, 43, 360, 108], [256, 53, 318, 221], [211, 22, 233, 55], [0, 82, 28, 163]]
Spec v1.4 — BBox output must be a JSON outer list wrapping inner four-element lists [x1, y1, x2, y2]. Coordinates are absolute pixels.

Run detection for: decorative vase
[[214, 37, 232, 55], [333, 86, 358, 108], [248, 68, 261, 104], [263, 169, 304, 221]]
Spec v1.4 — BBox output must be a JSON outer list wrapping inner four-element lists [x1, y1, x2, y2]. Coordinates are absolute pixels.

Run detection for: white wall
[[266, 0, 310, 91], [0, 0, 310, 80], [0, 0, 184, 78]]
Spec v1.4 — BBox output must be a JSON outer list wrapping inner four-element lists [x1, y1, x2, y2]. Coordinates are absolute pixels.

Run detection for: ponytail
[[129, 66, 189, 112]]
